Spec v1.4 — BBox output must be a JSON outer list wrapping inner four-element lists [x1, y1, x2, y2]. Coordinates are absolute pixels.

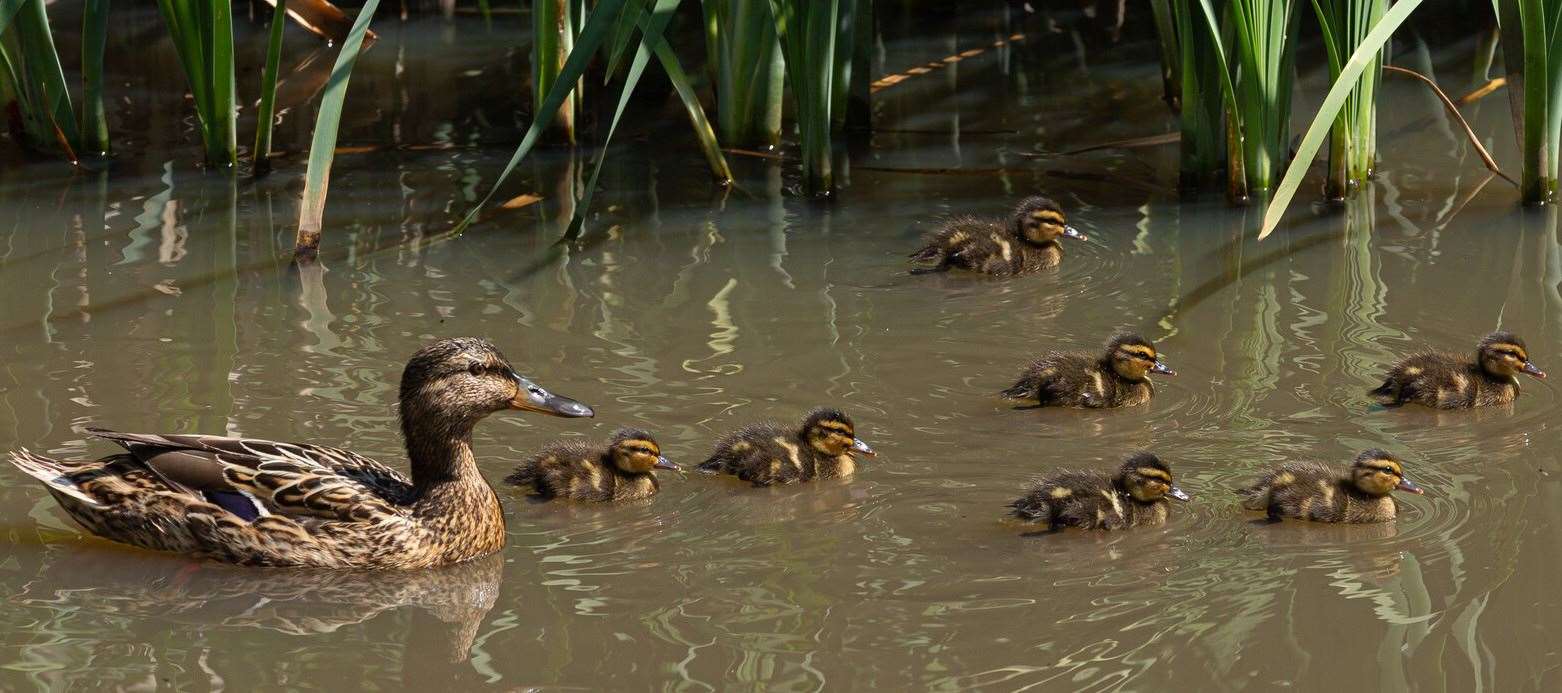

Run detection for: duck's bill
[[655, 456, 680, 471], [1168, 486, 1191, 502], [1395, 478, 1425, 495], [1523, 361, 1547, 378], [1062, 225, 1087, 240], [509, 372, 595, 418], [1151, 361, 1177, 376], [850, 438, 877, 457]]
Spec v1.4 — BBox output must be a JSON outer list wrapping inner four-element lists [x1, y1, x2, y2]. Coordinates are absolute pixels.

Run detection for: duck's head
[[1350, 449, 1424, 497], [609, 428, 677, 474], [1104, 333, 1175, 381], [1009, 196, 1085, 246], [1117, 452, 1191, 503], [801, 408, 875, 458], [399, 337, 595, 429], [1478, 332, 1545, 380]]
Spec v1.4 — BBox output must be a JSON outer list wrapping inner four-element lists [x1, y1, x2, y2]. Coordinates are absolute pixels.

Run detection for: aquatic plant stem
[[81, 0, 109, 157], [254, 0, 287, 176], [294, 0, 377, 263]]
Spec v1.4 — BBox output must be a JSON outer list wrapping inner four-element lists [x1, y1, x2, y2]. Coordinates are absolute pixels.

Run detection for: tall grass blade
[[80, 0, 109, 157], [255, 0, 287, 176], [705, 0, 785, 148], [1259, 0, 1427, 238], [1312, 0, 1386, 198], [534, 0, 577, 143], [452, 0, 627, 235], [209, 0, 236, 167], [293, 0, 378, 262], [6, 0, 80, 159], [770, 0, 842, 193]]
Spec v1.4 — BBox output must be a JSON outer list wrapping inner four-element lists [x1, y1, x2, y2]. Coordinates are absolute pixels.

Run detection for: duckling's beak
[[1522, 361, 1547, 378], [849, 438, 876, 457], [654, 456, 679, 471], [1062, 225, 1086, 240], [1150, 360, 1176, 376], [508, 371, 595, 418], [1168, 486, 1191, 502], [1395, 478, 1425, 495]]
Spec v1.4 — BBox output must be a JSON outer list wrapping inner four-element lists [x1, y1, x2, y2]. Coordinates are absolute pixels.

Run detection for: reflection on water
[[4, 5, 1562, 692]]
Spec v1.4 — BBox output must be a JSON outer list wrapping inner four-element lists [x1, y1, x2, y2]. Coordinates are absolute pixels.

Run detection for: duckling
[[1001, 333, 1174, 408], [1370, 331, 1546, 408], [1010, 452, 1190, 530], [696, 408, 875, 487], [505, 428, 677, 502], [908, 196, 1086, 275], [1237, 449, 1425, 523]]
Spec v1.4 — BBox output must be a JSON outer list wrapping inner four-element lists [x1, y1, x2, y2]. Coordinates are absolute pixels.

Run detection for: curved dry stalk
[[1456, 76, 1506, 106], [1384, 65, 1516, 187]]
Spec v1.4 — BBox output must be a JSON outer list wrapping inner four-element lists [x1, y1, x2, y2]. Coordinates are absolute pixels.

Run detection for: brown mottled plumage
[[6, 337, 595, 568], [697, 408, 875, 487], [1370, 331, 1546, 409], [909, 196, 1086, 275], [505, 428, 677, 502], [1001, 333, 1175, 408], [1010, 452, 1190, 530], [1237, 449, 1425, 523]]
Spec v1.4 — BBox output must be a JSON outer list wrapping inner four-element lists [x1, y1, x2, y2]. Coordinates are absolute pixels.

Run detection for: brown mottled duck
[[696, 408, 875, 487], [1001, 333, 1174, 408], [506, 428, 677, 502], [6, 337, 594, 568], [909, 196, 1086, 275], [1237, 449, 1425, 524], [1370, 331, 1545, 408], [1010, 452, 1190, 530]]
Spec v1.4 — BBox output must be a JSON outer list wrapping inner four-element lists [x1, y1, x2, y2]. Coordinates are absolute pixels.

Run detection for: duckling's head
[[1478, 332, 1546, 380], [801, 408, 876, 458], [1350, 449, 1424, 497], [1104, 333, 1175, 382], [399, 338, 594, 431], [609, 428, 677, 474], [1009, 196, 1085, 246], [1117, 452, 1191, 503]]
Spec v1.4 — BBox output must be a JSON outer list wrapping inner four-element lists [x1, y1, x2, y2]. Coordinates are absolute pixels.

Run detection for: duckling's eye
[[468, 362, 485, 376]]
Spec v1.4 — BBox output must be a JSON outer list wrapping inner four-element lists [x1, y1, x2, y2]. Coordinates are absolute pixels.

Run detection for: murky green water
[[3, 6, 1560, 691]]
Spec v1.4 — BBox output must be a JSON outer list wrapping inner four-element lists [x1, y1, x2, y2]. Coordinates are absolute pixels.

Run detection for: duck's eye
[[468, 362, 484, 376]]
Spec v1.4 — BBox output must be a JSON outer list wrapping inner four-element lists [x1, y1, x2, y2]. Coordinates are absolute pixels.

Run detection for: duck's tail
[[7, 450, 101, 506]]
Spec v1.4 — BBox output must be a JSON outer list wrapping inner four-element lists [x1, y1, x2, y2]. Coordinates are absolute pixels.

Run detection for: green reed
[[156, 0, 237, 168], [0, 0, 82, 160], [253, 0, 287, 175], [1313, 0, 1386, 198], [703, 0, 784, 148], [294, 0, 378, 262], [533, 0, 578, 143], [1497, 0, 1562, 203], [80, 0, 109, 156], [768, 0, 870, 193], [1222, 0, 1299, 198]]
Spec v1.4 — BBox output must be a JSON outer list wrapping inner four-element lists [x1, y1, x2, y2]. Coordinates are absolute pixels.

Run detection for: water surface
[[2, 6, 1560, 691]]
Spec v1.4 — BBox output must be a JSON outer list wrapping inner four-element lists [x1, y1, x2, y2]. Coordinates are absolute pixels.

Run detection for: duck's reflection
[[13, 549, 502, 666]]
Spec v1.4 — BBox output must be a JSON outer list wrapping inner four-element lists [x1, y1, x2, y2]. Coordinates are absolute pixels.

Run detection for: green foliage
[[294, 0, 379, 262], [254, 0, 287, 175], [156, 0, 238, 167], [703, 0, 784, 148], [1312, 0, 1387, 197], [0, 0, 81, 160]]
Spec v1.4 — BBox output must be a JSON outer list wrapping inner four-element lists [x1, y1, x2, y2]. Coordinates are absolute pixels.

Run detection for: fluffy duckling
[[1370, 331, 1545, 408], [1010, 452, 1190, 530], [1237, 449, 1424, 523], [697, 408, 875, 487], [1001, 333, 1174, 408], [505, 428, 677, 502], [909, 196, 1086, 275]]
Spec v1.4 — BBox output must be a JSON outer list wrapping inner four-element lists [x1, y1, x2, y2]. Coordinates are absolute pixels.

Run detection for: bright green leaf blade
[[254, 0, 287, 173], [453, 0, 628, 235], [294, 0, 379, 259], [1259, 0, 1427, 239]]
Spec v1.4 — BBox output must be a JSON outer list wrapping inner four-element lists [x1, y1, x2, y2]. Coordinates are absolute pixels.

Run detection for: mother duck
[[7, 337, 593, 569]]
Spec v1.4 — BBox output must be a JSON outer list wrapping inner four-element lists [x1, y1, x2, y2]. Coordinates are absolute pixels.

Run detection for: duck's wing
[[87, 428, 414, 523]]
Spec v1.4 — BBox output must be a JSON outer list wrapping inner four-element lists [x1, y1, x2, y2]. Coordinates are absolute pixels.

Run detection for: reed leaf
[[769, 0, 841, 193], [704, 0, 785, 148], [80, 0, 109, 157], [1259, 0, 1427, 239], [1312, 0, 1386, 197], [4, 0, 79, 159], [453, 0, 627, 234], [293, 0, 377, 262], [254, 0, 287, 175], [534, 0, 577, 143]]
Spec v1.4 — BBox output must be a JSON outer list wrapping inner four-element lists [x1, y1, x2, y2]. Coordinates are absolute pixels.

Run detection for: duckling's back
[[1003, 352, 1141, 408], [1371, 352, 1511, 408], [507, 441, 623, 501], [1011, 470, 1165, 530], [1237, 461, 1395, 523], [698, 422, 809, 487], [910, 218, 1055, 275]]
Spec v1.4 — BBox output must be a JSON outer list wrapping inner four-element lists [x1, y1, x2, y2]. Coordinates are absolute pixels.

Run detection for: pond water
[[3, 5, 1561, 691]]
